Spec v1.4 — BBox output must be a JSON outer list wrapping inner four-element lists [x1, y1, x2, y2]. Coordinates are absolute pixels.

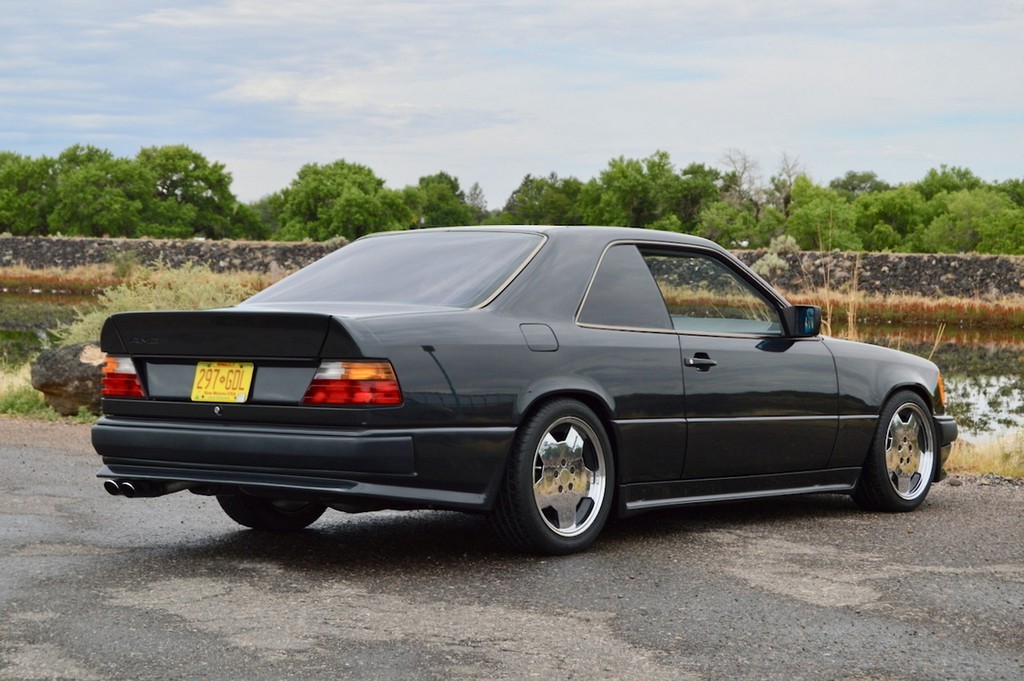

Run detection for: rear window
[[245, 230, 545, 308]]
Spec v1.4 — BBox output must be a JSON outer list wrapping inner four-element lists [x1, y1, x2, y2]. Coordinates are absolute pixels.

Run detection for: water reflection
[[0, 288, 90, 365], [847, 324, 1024, 442]]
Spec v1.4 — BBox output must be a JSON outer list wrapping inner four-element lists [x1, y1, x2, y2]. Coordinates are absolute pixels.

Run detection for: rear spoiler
[[100, 310, 365, 359]]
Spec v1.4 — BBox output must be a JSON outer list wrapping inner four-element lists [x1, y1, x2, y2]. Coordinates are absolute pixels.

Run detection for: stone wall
[[734, 250, 1024, 298], [0, 235, 336, 276], [2, 235, 1023, 298]]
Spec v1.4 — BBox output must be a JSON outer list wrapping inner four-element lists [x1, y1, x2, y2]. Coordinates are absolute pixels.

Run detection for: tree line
[[2, 144, 1023, 254]]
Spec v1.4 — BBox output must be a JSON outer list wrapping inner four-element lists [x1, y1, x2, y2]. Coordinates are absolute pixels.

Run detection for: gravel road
[[1, 417, 1021, 680]]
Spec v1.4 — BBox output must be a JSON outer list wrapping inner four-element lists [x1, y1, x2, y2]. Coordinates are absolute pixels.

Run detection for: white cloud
[[1, 0, 1022, 203]]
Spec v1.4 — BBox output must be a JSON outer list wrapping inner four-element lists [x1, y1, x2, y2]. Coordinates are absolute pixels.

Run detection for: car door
[[638, 247, 840, 479]]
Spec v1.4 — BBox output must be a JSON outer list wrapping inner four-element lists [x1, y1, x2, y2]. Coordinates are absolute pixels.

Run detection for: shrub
[[59, 261, 269, 344]]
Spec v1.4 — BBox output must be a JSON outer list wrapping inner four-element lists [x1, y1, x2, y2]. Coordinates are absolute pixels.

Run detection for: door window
[[641, 251, 782, 336]]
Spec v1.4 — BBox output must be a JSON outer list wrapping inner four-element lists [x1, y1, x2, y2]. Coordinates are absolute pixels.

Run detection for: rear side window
[[245, 231, 544, 309], [577, 245, 672, 330]]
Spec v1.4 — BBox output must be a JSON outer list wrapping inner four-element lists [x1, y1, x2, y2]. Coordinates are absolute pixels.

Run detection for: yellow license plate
[[191, 362, 254, 403]]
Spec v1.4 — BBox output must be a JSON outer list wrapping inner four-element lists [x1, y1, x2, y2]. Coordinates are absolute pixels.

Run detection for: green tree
[[136, 145, 255, 239], [49, 157, 153, 237], [675, 163, 722, 231], [580, 150, 695, 229], [249, 193, 285, 237], [695, 202, 756, 246], [920, 189, 1019, 253], [54, 144, 115, 173], [274, 160, 410, 241], [0, 153, 56, 235], [829, 170, 892, 201], [995, 178, 1024, 208], [853, 186, 926, 250], [914, 165, 983, 201], [976, 204, 1024, 254], [785, 176, 861, 250], [412, 172, 472, 228], [503, 173, 583, 225]]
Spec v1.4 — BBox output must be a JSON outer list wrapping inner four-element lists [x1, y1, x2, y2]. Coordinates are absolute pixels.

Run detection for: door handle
[[684, 355, 717, 371]]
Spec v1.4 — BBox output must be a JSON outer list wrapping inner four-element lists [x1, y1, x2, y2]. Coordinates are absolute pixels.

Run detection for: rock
[[30, 341, 106, 416]]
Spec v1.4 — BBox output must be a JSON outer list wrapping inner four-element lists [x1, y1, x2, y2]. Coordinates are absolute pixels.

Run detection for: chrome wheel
[[853, 390, 938, 513], [492, 399, 615, 554], [884, 402, 935, 500], [532, 416, 608, 537]]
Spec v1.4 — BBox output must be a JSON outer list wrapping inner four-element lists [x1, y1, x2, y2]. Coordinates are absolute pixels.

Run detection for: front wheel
[[217, 494, 327, 531], [492, 399, 614, 555], [853, 391, 937, 512]]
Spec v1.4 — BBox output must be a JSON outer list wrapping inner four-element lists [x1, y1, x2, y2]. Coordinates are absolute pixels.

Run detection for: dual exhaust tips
[[103, 479, 191, 498]]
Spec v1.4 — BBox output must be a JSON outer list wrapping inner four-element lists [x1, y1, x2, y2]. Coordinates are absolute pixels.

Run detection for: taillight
[[302, 360, 402, 406], [101, 356, 146, 398]]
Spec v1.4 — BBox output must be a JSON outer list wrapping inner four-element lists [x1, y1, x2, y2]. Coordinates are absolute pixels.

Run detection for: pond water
[[1, 290, 1019, 442], [849, 325, 1024, 442], [1, 288, 88, 365]]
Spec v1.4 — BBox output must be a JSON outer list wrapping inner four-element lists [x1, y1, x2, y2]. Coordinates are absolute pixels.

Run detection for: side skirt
[[618, 467, 862, 516]]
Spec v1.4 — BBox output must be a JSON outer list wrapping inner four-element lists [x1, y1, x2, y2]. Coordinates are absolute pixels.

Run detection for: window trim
[[575, 240, 791, 338]]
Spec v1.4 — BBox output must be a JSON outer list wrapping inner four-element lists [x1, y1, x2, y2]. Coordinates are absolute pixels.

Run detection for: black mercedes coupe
[[93, 226, 958, 554]]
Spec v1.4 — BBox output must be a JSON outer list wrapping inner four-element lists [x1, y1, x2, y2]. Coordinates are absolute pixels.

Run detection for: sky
[[3, 1, 1023, 208]]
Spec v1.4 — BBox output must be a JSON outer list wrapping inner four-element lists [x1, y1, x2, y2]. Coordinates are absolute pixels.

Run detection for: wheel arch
[[884, 381, 936, 414], [514, 383, 621, 505], [516, 376, 610, 430]]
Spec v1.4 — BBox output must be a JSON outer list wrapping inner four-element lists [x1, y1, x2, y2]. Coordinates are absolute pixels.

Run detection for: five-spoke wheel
[[854, 391, 937, 512], [493, 399, 614, 554]]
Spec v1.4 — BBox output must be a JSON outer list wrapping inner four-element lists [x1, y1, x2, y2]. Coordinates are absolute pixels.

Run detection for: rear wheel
[[853, 391, 937, 512], [492, 399, 614, 554], [217, 494, 327, 531]]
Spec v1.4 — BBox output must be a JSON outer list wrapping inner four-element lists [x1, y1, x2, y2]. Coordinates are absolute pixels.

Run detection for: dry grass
[[0, 263, 123, 293], [787, 289, 1024, 329], [0, 364, 31, 394], [947, 433, 1024, 479], [0, 364, 67, 421]]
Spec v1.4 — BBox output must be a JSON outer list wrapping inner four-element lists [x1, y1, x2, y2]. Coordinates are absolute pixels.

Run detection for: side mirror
[[781, 305, 821, 337]]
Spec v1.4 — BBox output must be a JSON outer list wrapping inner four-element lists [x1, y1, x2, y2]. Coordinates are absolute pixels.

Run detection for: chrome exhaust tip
[[120, 481, 144, 498]]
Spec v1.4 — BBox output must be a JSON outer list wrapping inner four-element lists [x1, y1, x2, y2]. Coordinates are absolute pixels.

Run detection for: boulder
[[30, 342, 106, 416]]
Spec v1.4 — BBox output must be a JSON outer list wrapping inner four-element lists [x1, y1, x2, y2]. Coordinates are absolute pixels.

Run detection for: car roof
[[359, 224, 727, 252]]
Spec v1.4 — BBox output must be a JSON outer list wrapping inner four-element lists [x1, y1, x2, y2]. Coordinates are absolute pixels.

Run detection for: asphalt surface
[[1, 417, 1021, 680]]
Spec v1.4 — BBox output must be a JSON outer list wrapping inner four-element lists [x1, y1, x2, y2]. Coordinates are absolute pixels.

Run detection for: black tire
[[853, 391, 937, 512], [492, 399, 614, 555], [217, 494, 327, 531]]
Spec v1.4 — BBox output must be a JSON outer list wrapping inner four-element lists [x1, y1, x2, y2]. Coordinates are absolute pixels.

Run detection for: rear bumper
[[92, 416, 514, 511]]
